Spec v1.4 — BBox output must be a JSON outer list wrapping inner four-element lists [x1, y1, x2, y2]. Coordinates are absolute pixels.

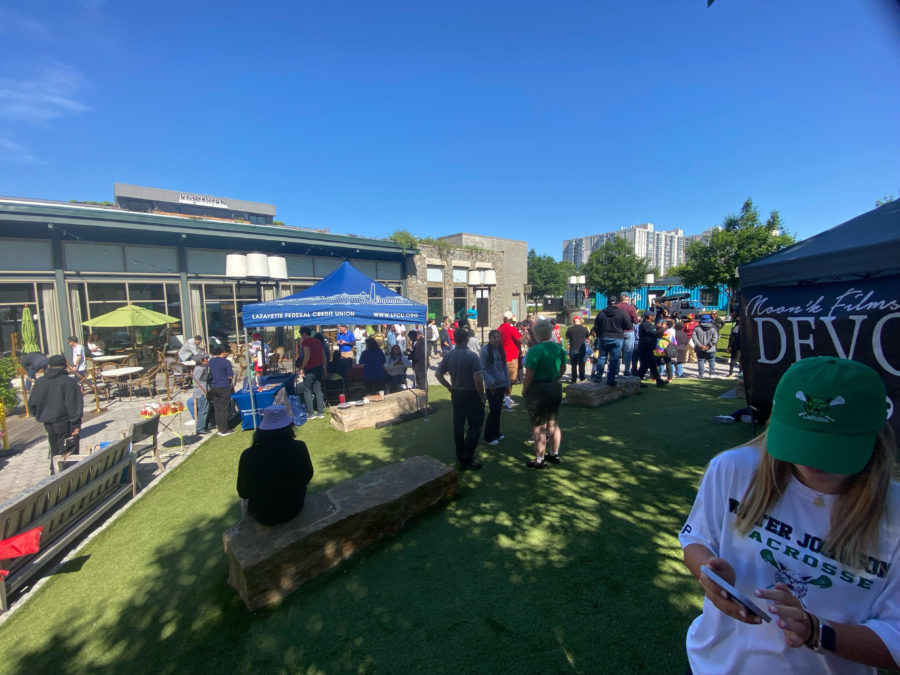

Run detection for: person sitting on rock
[[236, 404, 314, 526]]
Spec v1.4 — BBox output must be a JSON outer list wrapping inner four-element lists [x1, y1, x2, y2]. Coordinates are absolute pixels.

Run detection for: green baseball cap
[[766, 356, 887, 475]]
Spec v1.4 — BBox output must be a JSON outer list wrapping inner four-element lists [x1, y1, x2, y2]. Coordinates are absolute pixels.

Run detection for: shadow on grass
[[2, 378, 751, 674]]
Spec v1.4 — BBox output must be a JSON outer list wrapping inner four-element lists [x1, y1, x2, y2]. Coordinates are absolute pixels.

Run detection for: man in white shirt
[[67, 336, 87, 383], [353, 325, 367, 363], [427, 319, 440, 357], [178, 335, 203, 363]]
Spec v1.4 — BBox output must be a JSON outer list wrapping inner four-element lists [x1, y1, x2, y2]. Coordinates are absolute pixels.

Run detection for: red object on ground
[[0, 527, 43, 575]]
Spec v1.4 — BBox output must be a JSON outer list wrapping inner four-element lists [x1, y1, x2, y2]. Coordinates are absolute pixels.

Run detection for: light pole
[[225, 252, 288, 354], [567, 275, 586, 316], [467, 269, 496, 343]]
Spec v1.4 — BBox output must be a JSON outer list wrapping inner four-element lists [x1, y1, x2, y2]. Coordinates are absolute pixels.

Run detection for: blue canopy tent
[[242, 260, 426, 328], [239, 261, 427, 428]]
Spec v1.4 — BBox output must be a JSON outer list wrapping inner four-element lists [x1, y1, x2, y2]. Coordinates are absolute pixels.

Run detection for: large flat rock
[[564, 376, 641, 407], [329, 389, 428, 432], [223, 455, 458, 611]]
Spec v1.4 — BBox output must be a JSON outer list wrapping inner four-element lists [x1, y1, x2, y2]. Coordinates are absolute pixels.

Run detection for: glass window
[[427, 287, 442, 321], [700, 288, 719, 307], [236, 283, 260, 299], [87, 283, 127, 303], [0, 284, 35, 303], [129, 283, 165, 301], [164, 284, 183, 327], [0, 283, 40, 355], [453, 287, 467, 319], [426, 265, 443, 283], [452, 267, 468, 283]]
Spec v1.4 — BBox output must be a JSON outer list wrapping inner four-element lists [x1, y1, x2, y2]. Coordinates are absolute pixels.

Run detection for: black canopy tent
[[737, 200, 900, 437]]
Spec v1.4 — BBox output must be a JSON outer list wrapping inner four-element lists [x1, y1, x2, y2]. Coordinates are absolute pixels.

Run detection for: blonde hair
[[734, 426, 896, 568]]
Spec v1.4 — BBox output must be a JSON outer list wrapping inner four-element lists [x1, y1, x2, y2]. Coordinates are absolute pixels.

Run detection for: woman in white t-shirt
[[680, 356, 899, 674]]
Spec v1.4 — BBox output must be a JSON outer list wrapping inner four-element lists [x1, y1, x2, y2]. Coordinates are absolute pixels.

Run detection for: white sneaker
[[497, 435, 505, 441], [486, 439, 500, 446], [713, 415, 735, 424], [185, 420, 195, 426]]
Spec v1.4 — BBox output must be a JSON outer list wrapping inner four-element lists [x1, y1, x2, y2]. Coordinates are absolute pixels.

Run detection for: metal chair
[[323, 374, 345, 406], [166, 359, 190, 392], [90, 365, 112, 402], [128, 366, 160, 399]]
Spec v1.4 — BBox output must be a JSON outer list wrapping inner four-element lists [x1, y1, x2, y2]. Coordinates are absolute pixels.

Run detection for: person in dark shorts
[[237, 404, 314, 526], [522, 319, 567, 469]]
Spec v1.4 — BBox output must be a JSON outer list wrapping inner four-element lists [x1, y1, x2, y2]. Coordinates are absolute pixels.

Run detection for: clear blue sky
[[1, 0, 897, 258]]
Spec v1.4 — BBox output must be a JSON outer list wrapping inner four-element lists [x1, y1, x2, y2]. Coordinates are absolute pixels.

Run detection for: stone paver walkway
[[0, 389, 211, 505]]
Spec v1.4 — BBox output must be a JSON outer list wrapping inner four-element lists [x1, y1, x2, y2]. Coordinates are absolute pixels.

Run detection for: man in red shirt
[[682, 314, 699, 364], [498, 310, 522, 384], [296, 326, 327, 419]]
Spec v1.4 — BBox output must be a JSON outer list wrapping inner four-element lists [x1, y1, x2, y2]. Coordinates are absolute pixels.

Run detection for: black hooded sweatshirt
[[28, 367, 83, 425], [594, 304, 630, 339]]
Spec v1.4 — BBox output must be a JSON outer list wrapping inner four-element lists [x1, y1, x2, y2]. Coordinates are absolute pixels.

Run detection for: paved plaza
[[0, 389, 211, 505]]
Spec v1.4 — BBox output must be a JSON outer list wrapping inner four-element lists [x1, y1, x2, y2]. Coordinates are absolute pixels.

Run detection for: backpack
[[196, 365, 211, 386], [654, 336, 670, 357]]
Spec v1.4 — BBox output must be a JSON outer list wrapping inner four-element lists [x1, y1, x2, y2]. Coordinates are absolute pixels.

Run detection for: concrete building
[[684, 227, 719, 254], [403, 233, 528, 334], [113, 183, 276, 225], [562, 223, 687, 275]]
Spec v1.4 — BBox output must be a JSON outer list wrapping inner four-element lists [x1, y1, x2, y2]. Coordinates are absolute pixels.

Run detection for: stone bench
[[329, 389, 428, 432], [223, 455, 458, 611], [564, 376, 641, 407]]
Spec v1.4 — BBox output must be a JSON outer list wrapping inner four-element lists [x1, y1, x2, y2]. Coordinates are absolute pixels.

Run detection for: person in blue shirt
[[207, 346, 234, 436], [336, 325, 355, 360], [466, 304, 477, 328], [359, 337, 387, 393]]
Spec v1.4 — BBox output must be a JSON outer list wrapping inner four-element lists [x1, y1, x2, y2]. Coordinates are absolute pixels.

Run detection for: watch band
[[821, 622, 836, 652]]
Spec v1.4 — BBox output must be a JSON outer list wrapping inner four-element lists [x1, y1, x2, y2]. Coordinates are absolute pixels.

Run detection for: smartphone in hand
[[700, 565, 772, 623]]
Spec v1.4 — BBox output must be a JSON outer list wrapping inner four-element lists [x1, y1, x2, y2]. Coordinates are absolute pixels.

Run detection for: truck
[[655, 293, 709, 317]]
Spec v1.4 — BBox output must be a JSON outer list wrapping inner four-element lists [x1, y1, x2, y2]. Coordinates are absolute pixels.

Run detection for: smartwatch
[[810, 615, 836, 653], [820, 622, 836, 652]]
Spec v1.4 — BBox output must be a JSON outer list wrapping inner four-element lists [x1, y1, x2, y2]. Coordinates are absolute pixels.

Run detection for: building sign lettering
[[178, 193, 229, 209]]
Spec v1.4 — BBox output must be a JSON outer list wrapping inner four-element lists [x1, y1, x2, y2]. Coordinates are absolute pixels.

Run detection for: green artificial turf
[[0, 379, 754, 675]]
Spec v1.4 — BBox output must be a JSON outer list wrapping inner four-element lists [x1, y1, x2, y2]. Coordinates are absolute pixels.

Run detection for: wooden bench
[[0, 436, 135, 611], [223, 455, 458, 611]]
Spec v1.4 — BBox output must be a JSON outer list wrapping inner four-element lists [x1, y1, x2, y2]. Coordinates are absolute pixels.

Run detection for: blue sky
[[1, 0, 897, 258]]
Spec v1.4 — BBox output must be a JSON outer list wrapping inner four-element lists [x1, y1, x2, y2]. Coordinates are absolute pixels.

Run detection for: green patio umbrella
[[19, 307, 40, 353], [82, 305, 178, 327]]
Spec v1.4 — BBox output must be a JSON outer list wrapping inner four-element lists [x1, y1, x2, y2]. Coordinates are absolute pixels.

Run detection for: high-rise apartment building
[[562, 223, 686, 275]]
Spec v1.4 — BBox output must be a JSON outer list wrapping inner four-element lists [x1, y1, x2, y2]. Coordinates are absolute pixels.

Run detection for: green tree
[[558, 260, 577, 280], [581, 237, 652, 298], [388, 229, 419, 255], [875, 194, 896, 207], [527, 249, 566, 304], [674, 197, 794, 305]]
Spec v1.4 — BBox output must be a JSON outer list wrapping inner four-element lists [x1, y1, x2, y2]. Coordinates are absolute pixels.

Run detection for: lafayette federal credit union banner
[[739, 275, 900, 437], [242, 261, 427, 328]]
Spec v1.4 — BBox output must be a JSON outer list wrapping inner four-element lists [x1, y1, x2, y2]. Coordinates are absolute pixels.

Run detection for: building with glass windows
[[0, 192, 405, 356], [562, 223, 687, 275], [0, 187, 527, 356]]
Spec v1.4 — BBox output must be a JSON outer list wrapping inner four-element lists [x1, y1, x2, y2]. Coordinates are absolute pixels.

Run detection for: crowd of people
[[16, 298, 899, 675]]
